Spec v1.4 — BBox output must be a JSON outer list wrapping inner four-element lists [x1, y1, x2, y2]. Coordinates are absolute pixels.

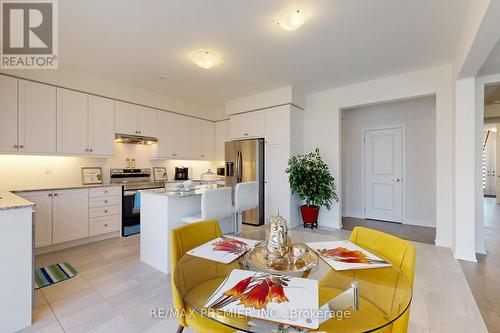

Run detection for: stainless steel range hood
[[115, 133, 158, 145]]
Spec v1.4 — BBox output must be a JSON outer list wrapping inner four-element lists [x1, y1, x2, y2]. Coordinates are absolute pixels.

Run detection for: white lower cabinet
[[52, 189, 89, 244], [88, 187, 121, 236], [17, 186, 122, 249], [18, 191, 53, 248]]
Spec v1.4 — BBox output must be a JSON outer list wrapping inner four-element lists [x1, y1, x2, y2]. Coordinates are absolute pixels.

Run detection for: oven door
[[122, 190, 140, 236]]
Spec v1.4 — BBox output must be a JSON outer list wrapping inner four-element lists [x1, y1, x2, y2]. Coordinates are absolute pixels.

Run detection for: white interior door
[[484, 135, 496, 196], [364, 127, 403, 223]]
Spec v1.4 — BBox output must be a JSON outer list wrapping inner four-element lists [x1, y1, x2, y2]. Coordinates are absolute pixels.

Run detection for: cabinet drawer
[[89, 205, 120, 218], [89, 216, 119, 236], [89, 196, 121, 208], [89, 186, 121, 198]]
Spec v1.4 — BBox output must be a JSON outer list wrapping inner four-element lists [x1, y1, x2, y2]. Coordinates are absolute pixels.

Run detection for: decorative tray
[[245, 244, 318, 276]]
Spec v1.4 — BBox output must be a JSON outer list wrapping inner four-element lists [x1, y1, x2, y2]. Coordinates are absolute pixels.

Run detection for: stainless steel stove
[[110, 168, 164, 236]]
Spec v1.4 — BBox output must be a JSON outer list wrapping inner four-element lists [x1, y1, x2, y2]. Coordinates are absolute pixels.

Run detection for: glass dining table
[[174, 242, 412, 333]]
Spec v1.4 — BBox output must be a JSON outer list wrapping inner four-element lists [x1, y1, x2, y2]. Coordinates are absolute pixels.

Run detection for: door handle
[[393, 178, 401, 182], [237, 149, 243, 183]]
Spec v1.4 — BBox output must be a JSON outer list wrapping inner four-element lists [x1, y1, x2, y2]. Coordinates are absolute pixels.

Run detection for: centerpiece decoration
[[245, 210, 318, 276], [286, 148, 338, 228]]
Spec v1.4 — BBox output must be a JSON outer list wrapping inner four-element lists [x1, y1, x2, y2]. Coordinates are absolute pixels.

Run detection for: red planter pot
[[300, 205, 320, 229]]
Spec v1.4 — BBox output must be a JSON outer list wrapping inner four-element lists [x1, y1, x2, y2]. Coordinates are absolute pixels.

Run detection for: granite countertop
[[0, 191, 35, 210], [11, 183, 123, 193], [143, 185, 227, 198]]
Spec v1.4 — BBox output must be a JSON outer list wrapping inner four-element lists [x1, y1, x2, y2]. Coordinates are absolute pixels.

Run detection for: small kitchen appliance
[[174, 167, 189, 180]]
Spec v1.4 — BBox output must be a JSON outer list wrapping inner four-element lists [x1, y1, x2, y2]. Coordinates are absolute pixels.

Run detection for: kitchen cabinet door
[[265, 144, 291, 221], [0, 75, 18, 153], [156, 111, 173, 158], [246, 110, 265, 138], [171, 113, 188, 159], [201, 120, 214, 160], [230, 113, 246, 140], [89, 96, 115, 156], [18, 80, 57, 154], [188, 118, 203, 159], [57, 88, 89, 154], [137, 106, 157, 137], [215, 120, 230, 161], [52, 189, 89, 244], [18, 191, 53, 248], [265, 105, 290, 145], [230, 110, 265, 140], [115, 101, 138, 135]]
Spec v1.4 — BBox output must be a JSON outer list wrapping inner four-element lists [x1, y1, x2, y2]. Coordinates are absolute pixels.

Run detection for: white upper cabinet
[[171, 113, 188, 158], [57, 90, 115, 156], [115, 101, 138, 135], [156, 111, 189, 159], [215, 120, 230, 161], [265, 105, 291, 145], [137, 106, 157, 137], [202, 121, 214, 160], [156, 111, 174, 158], [115, 102, 157, 137], [0, 76, 18, 153], [18, 80, 57, 154], [187, 118, 214, 160], [187, 118, 203, 159], [88, 96, 115, 156], [57, 88, 89, 154], [230, 110, 265, 140]]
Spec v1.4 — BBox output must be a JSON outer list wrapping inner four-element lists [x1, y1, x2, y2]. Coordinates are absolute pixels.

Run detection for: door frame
[[361, 125, 407, 223]]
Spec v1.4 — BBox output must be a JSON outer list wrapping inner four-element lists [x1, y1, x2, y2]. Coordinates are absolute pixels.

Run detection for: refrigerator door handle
[[237, 149, 243, 183]]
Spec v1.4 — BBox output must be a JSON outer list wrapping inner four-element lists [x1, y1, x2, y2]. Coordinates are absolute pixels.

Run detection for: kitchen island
[[140, 186, 233, 274], [0, 191, 34, 332]]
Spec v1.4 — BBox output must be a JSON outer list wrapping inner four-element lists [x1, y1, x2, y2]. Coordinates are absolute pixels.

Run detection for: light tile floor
[[18, 226, 487, 333]]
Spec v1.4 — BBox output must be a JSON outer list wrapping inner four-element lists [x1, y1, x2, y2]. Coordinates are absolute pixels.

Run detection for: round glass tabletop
[[174, 241, 412, 333]]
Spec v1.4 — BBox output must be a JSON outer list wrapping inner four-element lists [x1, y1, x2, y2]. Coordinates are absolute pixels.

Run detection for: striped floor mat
[[34, 263, 78, 290]]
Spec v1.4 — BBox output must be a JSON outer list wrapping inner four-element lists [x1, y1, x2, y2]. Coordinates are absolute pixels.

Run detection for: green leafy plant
[[285, 148, 338, 209]]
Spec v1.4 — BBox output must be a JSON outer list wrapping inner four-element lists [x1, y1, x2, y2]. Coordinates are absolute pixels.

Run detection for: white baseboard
[[35, 231, 120, 255], [342, 211, 364, 219], [404, 218, 436, 228]]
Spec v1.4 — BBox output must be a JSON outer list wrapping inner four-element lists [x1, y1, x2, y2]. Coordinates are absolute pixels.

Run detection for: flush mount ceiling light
[[190, 49, 222, 69], [276, 9, 305, 31]]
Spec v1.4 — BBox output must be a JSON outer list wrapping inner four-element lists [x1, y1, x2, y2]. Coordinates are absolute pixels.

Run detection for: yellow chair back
[[349, 227, 416, 333], [169, 220, 222, 327]]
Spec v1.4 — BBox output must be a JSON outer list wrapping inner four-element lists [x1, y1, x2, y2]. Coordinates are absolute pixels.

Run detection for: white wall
[[304, 65, 454, 247], [0, 68, 226, 121], [0, 143, 217, 191], [341, 96, 436, 227]]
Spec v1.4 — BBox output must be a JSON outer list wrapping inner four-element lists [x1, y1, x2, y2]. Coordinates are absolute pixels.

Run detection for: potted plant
[[286, 148, 338, 228]]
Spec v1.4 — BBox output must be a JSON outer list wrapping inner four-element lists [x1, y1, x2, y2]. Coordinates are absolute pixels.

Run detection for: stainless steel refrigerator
[[225, 139, 265, 225]]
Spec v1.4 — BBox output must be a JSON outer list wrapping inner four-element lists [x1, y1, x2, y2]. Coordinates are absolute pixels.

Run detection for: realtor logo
[[1, 0, 58, 69]]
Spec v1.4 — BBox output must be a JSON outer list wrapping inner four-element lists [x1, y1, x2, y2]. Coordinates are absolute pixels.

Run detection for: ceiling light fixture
[[277, 9, 305, 31], [190, 49, 222, 69]]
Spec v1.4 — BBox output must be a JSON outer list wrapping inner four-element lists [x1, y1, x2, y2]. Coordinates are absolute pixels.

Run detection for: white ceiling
[[59, 0, 470, 109]]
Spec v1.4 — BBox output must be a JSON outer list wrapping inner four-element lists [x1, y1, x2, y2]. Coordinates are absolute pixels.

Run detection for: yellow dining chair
[[170, 220, 236, 333], [349, 227, 416, 333]]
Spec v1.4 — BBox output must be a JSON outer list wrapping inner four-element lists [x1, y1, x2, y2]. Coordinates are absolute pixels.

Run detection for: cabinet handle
[[53, 193, 58, 196], [244, 133, 249, 136], [104, 223, 108, 227], [14, 144, 18, 148], [89, 148, 93, 152], [85, 148, 89, 152], [19, 145, 24, 148], [104, 210, 108, 213], [48, 193, 52, 197], [104, 200, 108, 203], [104, 190, 108, 194]]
